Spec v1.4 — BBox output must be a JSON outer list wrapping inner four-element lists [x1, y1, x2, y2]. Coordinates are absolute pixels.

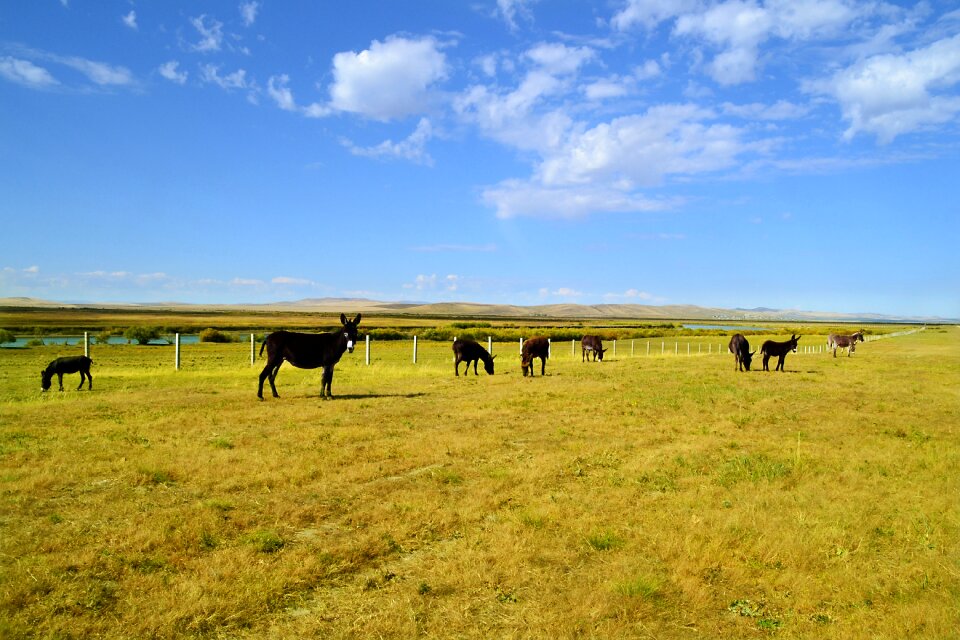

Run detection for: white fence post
[[488, 336, 492, 354], [613, 339, 617, 357], [365, 335, 370, 365], [548, 338, 552, 358], [175, 333, 181, 371], [520, 337, 524, 353], [250, 333, 255, 365], [413, 335, 418, 364], [572, 339, 576, 358], [84, 331, 89, 358], [631, 340, 635, 357]]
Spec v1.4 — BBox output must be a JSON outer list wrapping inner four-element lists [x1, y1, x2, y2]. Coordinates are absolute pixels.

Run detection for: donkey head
[[40, 368, 53, 391], [597, 347, 608, 361], [741, 350, 757, 370], [339, 313, 362, 353], [790, 334, 801, 352], [484, 354, 496, 375]]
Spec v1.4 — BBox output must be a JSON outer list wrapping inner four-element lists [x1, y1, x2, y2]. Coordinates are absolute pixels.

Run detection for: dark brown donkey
[[760, 334, 801, 372], [521, 337, 549, 377], [453, 338, 496, 376], [257, 313, 361, 399], [41, 355, 93, 391], [581, 335, 607, 362], [728, 334, 756, 372], [827, 330, 864, 357]]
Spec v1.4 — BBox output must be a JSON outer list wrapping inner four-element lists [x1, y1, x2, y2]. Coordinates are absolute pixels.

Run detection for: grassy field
[[1, 326, 957, 638]]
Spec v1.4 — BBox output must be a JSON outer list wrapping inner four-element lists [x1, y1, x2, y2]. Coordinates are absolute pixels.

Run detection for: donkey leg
[[86, 369, 93, 390], [541, 358, 546, 376], [321, 365, 334, 398], [454, 358, 460, 377], [76, 372, 85, 391], [473, 361, 478, 375], [58, 373, 64, 391]]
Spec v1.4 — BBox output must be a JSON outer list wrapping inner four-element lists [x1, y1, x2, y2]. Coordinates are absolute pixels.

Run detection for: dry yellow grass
[[0, 326, 957, 638]]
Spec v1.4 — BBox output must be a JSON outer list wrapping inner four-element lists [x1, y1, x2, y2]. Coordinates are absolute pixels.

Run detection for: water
[[0, 334, 203, 348], [683, 324, 766, 331]]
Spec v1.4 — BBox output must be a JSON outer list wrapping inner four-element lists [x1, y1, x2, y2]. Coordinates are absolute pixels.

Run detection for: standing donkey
[[257, 313, 361, 400], [760, 334, 800, 372], [827, 330, 864, 357], [453, 338, 496, 376], [521, 337, 549, 377], [728, 334, 756, 372]]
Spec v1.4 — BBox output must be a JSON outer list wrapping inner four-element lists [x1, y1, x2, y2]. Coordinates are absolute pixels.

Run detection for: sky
[[1, 1, 958, 319]]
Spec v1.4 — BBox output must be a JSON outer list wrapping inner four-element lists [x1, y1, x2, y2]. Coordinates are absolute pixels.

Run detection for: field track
[[1, 326, 957, 638]]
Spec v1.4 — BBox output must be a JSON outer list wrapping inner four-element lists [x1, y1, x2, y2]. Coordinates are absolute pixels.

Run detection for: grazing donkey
[[453, 338, 496, 376], [581, 335, 607, 362], [760, 334, 801, 372], [521, 337, 549, 377], [827, 330, 864, 358], [41, 355, 93, 391], [728, 334, 756, 372], [257, 313, 361, 400]]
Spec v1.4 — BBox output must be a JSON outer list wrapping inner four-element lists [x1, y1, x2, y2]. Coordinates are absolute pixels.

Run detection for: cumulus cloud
[[327, 36, 449, 121], [808, 33, 960, 143], [190, 15, 224, 52], [0, 57, 59, 88], [497, 0, 535, 32], [122, 10, 137, 30], [158, 61, 187, 84], [240, 2, 259, 27], [405, 274, 460, 292], [342, 118, 435, 165], [200, 64, 250, 91], [482, 180, 680, 219], [271, 276, 315, 286]]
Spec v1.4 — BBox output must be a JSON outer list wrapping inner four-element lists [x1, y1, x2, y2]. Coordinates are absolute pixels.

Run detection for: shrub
[[199, 328, 233, 343], [123, 326, 162, 345], [0, 329, 16, 344]]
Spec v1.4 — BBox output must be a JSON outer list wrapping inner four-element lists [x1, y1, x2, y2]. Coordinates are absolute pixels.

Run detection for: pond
[[0, 334, 204, 348]]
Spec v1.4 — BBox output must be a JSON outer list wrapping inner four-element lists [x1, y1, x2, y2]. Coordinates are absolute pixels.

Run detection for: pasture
[[1, 325, 957, 638]]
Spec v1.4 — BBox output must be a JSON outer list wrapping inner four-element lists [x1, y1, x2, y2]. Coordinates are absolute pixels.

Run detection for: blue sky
[[1, 1, 958, 318]]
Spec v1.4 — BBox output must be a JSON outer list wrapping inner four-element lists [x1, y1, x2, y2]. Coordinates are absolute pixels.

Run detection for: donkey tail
[[259, 338, 268, 357]]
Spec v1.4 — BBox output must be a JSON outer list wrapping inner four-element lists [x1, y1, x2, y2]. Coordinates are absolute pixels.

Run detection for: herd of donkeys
[[35, 314, 867, 396]]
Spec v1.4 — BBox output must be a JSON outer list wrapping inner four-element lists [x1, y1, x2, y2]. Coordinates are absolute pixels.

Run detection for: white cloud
[[272, 276, 315, 286], [61, 56, 133, 86], [497, 0, 534, 32], [24, 265, 40, 274], [0, 57, 59, 88], [634, 59, 662, 80], [525, 42, 595, 75], [200, 64, 250, 91], [539, 104, 768, 188], [721, 99, 809, 120], [342, 118, 435, 165], [611, 0, 695, 31], [190, 15, 224, 52], [482, 180, 680, 219], [240, 2, 259, 27], [122, 10, 137, 30], [583, 76, 632, 101], [267, 74, 296, 110], [327, 36, 449, 121], [808, 33, 960, 143], [407, 273, 460, 291], [231, 278, 264, 286], [158, 61, 187, 85]]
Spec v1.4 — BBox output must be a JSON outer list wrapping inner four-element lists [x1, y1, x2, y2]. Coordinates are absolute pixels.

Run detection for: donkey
[[41, 355, 93, 391], [581, 335, 607, 362], [257, 313, 361, 400], [760, 334, 801, 372], [827, 331, 864, 358], [728, 334, 756, 372], [521, 337, 549, 377], [453, 338, 496, 376]]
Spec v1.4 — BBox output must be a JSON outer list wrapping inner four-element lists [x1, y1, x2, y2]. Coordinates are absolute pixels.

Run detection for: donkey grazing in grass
[[257, 313, 361, 400], [521, 337, 549, 377], [827, 330, 864, 357], [728, 334, 756, 372], [41, 355, 93, 391], [581, 335, 607, 362], [760, 334, 801, 372], [453, 338, 496, 376]]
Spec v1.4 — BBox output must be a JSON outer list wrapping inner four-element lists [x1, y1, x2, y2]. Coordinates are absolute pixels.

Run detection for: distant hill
[[0, 296, 950, 324]]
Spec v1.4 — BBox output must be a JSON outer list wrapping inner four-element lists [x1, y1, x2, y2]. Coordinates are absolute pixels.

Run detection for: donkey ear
[[491, 354, 497, 360], [340, 313, 347, 325], [353, 313, 362, 325]]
